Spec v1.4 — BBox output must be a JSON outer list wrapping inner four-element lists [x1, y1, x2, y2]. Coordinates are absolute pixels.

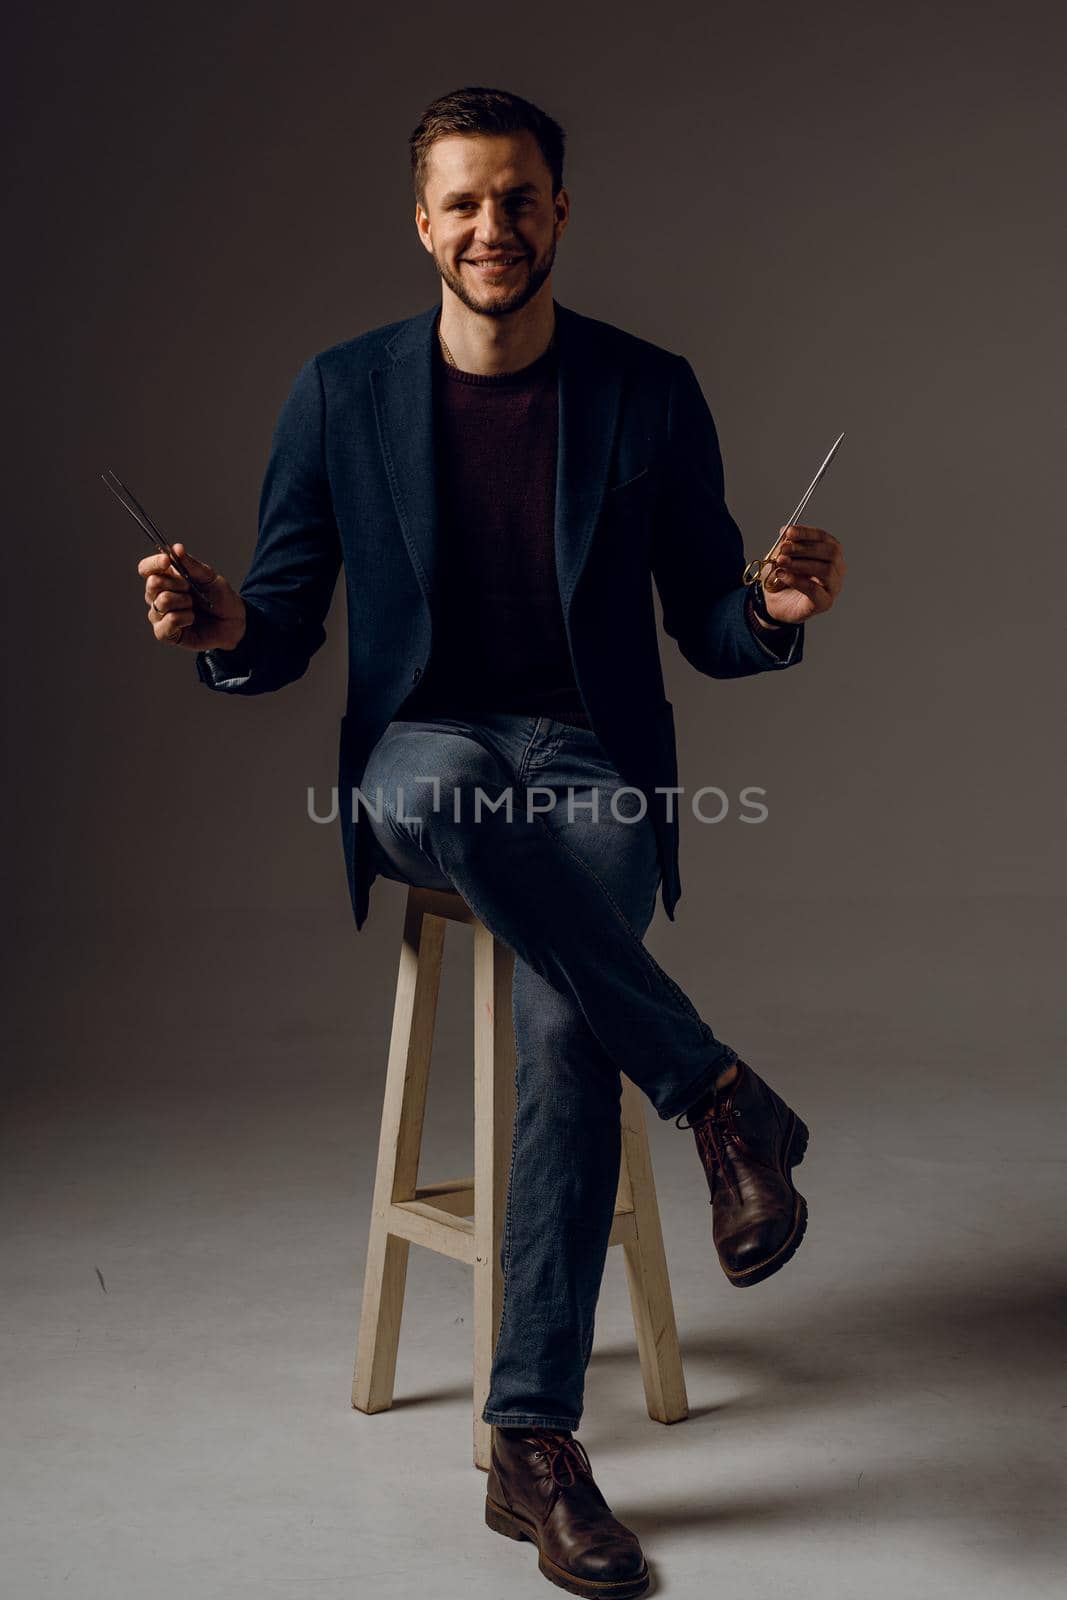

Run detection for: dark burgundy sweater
[[396, 337, 592, 729]]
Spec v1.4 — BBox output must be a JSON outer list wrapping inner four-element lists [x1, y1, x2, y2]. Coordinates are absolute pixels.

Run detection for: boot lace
[[674, 1099, 744, 1203], [521, 1431, 595, 1509]]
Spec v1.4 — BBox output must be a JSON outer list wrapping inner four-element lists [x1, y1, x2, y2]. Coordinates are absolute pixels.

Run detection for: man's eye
[[449, 198, 533, 212]]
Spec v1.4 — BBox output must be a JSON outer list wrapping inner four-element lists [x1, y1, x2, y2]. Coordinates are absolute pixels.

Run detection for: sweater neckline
[[435, 335, 558, 387]]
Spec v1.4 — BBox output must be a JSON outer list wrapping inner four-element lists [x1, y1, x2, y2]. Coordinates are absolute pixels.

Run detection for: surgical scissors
[[742, 431, 845, 588], [100, 468, 216, 610]]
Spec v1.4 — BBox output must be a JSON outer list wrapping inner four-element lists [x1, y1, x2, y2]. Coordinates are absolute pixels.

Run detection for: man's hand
[[762, 524, 846, 626], [138, 541, 247, 651]]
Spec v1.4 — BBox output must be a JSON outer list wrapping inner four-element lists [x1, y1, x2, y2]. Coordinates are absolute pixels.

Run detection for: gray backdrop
[[7, 3, 1064, 962]]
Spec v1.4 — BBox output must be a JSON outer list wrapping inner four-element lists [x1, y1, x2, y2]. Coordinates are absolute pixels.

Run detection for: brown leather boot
[[485, 1426, 650, 1597], [675, 1057, 809, 1287]]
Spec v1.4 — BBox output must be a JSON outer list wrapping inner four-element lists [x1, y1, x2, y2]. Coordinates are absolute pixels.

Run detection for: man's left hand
[[763, 524, 846, 625]]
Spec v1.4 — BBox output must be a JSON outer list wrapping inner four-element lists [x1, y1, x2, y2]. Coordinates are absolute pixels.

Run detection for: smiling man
[[138, 85, 846, 1598], [420, 136, 563, 321]]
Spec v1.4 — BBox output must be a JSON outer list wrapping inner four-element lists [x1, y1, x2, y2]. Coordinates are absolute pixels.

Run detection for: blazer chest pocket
[[601, 466, 653, 539]]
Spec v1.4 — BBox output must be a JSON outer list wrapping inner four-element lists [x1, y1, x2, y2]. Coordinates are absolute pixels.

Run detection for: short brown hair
[[409, 85, 566, 209]]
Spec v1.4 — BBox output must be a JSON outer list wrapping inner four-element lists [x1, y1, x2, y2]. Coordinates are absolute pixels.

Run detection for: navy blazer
[[196, 298, 804, 931]]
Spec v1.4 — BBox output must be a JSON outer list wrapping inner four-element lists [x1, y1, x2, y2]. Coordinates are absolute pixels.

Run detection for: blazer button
[[411, 666, 422, 682]]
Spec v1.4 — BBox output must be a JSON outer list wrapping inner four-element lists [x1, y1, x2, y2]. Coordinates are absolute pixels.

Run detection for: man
[[138, 85, 846, 1600]]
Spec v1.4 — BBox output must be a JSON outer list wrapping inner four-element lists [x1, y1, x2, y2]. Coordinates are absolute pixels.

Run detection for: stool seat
[[351, 885, 688, 1469]]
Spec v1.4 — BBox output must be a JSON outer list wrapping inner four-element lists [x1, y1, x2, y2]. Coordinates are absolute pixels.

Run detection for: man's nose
[[474, 201, 516, 242]]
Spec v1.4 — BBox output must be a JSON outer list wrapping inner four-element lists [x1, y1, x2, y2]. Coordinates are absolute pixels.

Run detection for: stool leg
[[617, 1074, 689, 1424], [472, 925, 516, 1471], [352, 894, 446, 1414]]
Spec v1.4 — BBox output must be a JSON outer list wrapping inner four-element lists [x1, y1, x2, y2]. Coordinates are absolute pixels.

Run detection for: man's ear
[[414, 204, 434, 254]]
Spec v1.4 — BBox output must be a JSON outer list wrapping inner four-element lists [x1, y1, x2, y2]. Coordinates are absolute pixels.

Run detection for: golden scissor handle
[[742, 554, 779, 586], [742, 532, 788, 588], [741, 430, 846, 589]]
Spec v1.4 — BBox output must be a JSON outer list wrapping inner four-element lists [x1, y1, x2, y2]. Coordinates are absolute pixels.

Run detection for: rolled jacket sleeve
[[743, 589, 803, 665], [196, 598, 269, 690]]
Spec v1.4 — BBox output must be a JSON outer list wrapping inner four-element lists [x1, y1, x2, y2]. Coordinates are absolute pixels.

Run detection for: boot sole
[[721, 1114, 810, 1288], [486, 1494, 651, 1597]]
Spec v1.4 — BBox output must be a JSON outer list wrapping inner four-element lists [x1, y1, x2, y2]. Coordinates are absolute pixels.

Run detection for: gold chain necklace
[[438, 318, 555, 371]]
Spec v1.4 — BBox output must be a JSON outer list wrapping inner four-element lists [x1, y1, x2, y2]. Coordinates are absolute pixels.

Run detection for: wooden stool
[[351, 885, 689, 1469]]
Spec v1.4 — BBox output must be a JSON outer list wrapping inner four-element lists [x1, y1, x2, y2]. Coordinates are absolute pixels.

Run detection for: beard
[[432, 237, 557, 318]]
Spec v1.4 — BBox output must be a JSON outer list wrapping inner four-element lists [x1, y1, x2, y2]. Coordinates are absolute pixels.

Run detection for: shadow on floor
[[586, 1257, 1066, 1575]]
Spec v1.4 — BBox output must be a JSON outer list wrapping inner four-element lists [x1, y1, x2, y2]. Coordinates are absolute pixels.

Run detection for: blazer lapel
[[370, 304, 442, 613], [369, 298, 623, 622], [553, 302, 623, 617]]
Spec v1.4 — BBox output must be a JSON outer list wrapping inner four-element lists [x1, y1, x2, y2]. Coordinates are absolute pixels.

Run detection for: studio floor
[[3, 892, 1063, 1599]]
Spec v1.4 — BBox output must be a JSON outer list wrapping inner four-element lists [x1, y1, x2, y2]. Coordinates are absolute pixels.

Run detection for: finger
[[771, 570, 832, 610], [170, 541, 218, 581], [145, 593, 193, 620], [159, 612, 191, 644], [777, 554, 834, 576], [783, 526, 842, 551], [783, 540, 837, 562], [149, 617, 194, 647], [776, 538, 845, 579], [147, 602, 194, 631], [137, 551, 177, 577], [776, 559, 842, 597], [787, 533, 839, 548], [145, 575, 190, 604], [819, 550, 847, 586], [781, 533, 840, 560]]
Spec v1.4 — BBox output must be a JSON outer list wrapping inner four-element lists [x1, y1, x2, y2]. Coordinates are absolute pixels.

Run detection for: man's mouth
[[465, 255, 526, 275]]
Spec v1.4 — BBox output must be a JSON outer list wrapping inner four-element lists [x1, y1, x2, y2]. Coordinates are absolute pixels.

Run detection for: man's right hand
[[138, 541, 247, 652]]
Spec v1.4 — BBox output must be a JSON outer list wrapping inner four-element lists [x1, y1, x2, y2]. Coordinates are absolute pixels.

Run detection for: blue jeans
[[360, 712, 738, 1431]]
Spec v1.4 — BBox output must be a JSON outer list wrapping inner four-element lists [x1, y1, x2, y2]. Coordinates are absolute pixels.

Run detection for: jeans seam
[[489, 1019, 523, 1383], [513, 720, 542, 786]]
